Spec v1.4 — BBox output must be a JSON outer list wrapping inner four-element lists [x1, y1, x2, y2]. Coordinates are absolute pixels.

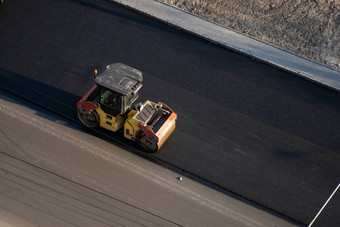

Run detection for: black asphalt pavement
[[0, 0, 339, 225]]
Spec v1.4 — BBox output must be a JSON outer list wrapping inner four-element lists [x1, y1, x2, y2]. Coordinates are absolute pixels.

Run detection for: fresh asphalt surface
[[0, 0, 339, 225]]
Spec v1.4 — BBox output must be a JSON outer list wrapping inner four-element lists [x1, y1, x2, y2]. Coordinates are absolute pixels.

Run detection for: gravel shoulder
[[158, 0, 340, 71]]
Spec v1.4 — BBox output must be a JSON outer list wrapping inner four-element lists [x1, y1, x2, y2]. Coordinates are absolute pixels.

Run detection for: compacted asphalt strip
[[0, 0, 339, 225], [112, 0, 340, 91]]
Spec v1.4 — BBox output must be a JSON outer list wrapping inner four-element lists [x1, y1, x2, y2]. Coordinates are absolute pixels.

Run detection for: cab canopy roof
[[95, 63, 143, 95]]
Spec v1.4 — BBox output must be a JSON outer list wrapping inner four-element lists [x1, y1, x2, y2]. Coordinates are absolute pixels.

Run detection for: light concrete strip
[[111, 0, 340, 91], [0, 209, 36, 227]]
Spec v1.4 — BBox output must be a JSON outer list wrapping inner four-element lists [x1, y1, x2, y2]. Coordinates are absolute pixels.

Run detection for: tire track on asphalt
[[0, 152, 181, 227]]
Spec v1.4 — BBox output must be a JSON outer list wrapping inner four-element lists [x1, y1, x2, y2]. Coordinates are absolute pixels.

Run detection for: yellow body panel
[[96, 105, 124, 132], [124, 109, 141, 140]]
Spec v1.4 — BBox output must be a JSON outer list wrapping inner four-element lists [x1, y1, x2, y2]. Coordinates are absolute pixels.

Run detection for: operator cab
[[95, 63, 143, 116]]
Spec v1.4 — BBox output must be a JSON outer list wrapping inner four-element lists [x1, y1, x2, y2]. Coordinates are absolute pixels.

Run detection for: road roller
[[77, 63, 177, 152]]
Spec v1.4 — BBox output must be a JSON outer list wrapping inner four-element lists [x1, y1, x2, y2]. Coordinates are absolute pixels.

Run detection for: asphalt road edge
[[110, 0, 340, 92]]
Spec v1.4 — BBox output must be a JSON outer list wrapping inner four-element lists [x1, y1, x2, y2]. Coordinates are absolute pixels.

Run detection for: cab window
[[100, 88, 122, 116], [125, 92, 139, 112]]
